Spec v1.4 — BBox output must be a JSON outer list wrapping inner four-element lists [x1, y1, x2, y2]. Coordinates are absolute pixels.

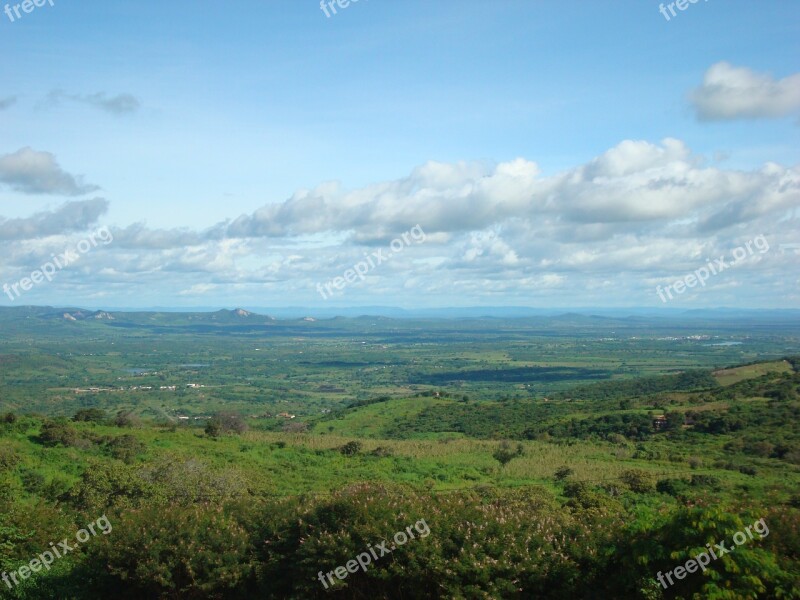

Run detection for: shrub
[[554, 466, 574, 481], [84, 503, 256, 599], [257, 484, 580, 599], [339, 441, 363, 456], [39, 420, 85, 448], [619, 469, 655, 494], [607, 433, 628, 445], [0, 446, 19, 472], [690, 474, 721, 489], [20, 468, 47, 494], [106, 434, 146, 464], [114, 411, 140, 428], [73, 408, 107, 423], [656, 478, 689, 496]]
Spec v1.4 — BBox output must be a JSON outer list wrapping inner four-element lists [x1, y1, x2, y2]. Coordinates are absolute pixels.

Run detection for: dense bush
[[339, 441, 363, 456], [619, 469, 655, 494], [85, 502, 257, 599], [73, 408, 107, 423], [105, 434, 147, 464], [38, 420, 87, 448]]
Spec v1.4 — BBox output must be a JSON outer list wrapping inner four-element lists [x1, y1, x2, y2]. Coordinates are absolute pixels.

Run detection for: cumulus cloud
[[216, 138, 798, 241], [2, 139, 797, 308], [45, 89, 141, 115], [0, 198, 108, 240], [690, 62, 800, 120], [0, 147, 100, 196], [0, 96, 16, 110]]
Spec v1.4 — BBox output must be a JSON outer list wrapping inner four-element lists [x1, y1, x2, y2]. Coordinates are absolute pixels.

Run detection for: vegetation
[[1, 309, 799, 597]]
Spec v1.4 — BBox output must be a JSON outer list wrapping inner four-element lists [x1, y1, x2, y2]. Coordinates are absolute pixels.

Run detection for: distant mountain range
[[3, 305, 798, 320]]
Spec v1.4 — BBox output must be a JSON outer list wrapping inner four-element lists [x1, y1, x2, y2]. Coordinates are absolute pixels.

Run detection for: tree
[[114, 411, 140, 428], [205, 419, 222, 438], [493, 441, 523, 467], [205, 412, 248, 437], [554, 466, 574, 481]]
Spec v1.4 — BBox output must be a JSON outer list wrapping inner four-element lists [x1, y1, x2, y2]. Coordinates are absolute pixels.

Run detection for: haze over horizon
[[1, 0, 799, 309]]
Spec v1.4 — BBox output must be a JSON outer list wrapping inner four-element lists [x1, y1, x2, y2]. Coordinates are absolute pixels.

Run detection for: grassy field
[[713, 359, 794, 385]]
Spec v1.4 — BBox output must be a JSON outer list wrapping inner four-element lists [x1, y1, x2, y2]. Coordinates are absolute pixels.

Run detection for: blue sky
[[1, 0, 798, 309]]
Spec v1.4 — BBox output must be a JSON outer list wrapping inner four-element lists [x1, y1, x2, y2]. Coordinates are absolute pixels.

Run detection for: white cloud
[[217, 138, 798, 240], [1, 139, 798, 307], [0, 199, 108, 240], [690, 62, 800, 120], [0, 147, 100, 196]]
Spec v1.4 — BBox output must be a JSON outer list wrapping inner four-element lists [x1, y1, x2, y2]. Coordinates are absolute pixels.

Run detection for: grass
[[713, 360, 794, 385], [6, 412, 797, 502]]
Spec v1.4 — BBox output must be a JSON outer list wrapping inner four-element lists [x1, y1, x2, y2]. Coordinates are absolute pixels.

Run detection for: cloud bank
[[1, 139, 798, 307]]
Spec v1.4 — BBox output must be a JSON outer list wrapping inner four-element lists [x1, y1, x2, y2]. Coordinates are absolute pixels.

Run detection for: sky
[[0, 0, 799, 310]]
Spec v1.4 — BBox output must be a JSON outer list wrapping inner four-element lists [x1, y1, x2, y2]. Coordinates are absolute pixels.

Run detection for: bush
[[656, 478, 689, 496], [339, 441, 363, 456], [20, 468, 47, 494], [607, 433, 628, 445], [607, 506, 798, 599], [84, 503, 256, 599], [690, 474, 721, 490], [257, 484, 580, 599], [39, 420, 85, 448], [114, 411, 139, 428], [554, 466, 574, 481], [73, 408, 107, 423], [0, 446, 19, 472], [619, 469, 655, 494], [106, 434, 146, 464]]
